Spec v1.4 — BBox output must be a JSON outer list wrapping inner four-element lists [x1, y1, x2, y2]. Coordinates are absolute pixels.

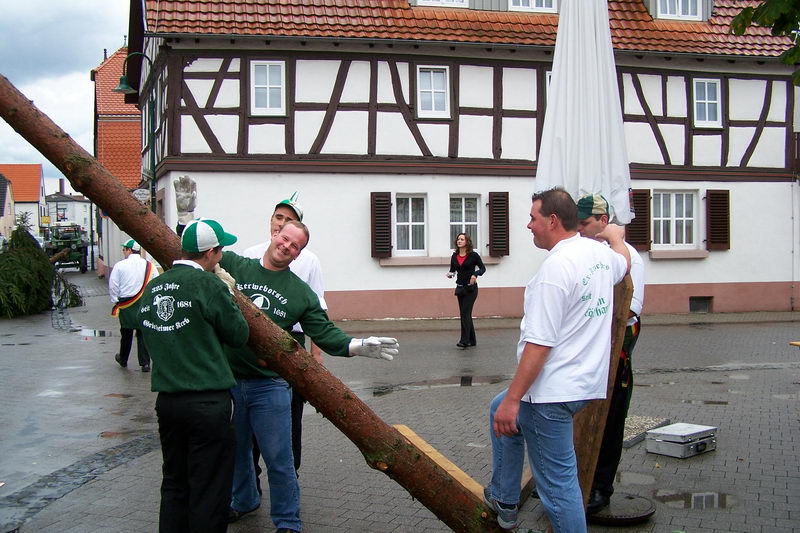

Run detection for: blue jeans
[[231, 378, 301, 531], [488, 389, 589, 533]]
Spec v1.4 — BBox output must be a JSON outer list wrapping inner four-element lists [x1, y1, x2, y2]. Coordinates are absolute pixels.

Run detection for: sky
[[0, 0, 130, 194]]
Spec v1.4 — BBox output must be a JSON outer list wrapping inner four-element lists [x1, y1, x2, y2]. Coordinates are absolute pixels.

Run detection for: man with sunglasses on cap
[[240, 192, 324, 480], [173, 176, 399, 533], [109, 238, 158, 372], [575, 193, 645, 515], [138, 218, 249, 533]]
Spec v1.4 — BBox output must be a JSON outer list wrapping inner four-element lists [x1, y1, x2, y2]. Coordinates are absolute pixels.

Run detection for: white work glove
[[348, 337, 399, 361], [173, 175, 197, 225], [213, 265, 236, 295]]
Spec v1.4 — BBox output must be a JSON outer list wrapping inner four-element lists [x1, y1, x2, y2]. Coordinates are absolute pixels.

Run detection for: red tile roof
[[96, 120, 142, 189], [142, 0, 790, 57], [92, 47, 142, 116], [0, 164, 43, 203]]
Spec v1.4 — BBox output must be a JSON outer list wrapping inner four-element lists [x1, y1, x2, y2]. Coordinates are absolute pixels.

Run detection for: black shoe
[[457, 342, 468, 348], [227, 506, 258, 523], [587, 489, 610, 515], [114, 353, 127, 368], [141, 365, 151, 373]]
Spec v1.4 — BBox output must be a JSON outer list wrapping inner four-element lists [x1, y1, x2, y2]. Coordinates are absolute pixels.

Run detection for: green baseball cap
[[122, 239, 141, 252], [576, 194, 610, 220], [181, 219, 237, 252], [275, 192, 303, 222]]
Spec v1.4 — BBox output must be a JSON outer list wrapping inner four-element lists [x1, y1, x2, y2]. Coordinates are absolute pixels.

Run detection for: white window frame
[[250, 60, 286, 116], [417, 0, 468, 7], [657, 0, 702, 21], [652, 191, 699, 250], [394, 194, 427, 256], [416, 65, 451, 119], [509, 0, 557, 13], [693, 78, 722, 128], [449, 195, 481, 251]]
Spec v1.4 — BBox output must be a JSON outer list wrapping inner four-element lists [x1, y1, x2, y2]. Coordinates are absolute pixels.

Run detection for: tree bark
[[0, 73, 507, 532]]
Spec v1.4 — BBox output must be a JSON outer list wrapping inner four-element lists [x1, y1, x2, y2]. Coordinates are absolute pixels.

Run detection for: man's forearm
[[505, 342, 550, 401]]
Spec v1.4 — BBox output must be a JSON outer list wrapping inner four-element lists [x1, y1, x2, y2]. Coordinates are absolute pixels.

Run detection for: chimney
[[59, 178, 65, 194], [103, 48, 108, 61]]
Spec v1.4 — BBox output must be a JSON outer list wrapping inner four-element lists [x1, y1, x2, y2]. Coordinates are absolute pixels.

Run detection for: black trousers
[[156, 390, 235, 533], [592, 320, 641, 497], [118, 327, 151, 368], [456, 285, 479, 345]]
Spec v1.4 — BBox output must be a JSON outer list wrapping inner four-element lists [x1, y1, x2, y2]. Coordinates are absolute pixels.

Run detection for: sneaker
[[141, 365, 151, 373], [114, 353, 127, 368], [483, 486, 518, 530]]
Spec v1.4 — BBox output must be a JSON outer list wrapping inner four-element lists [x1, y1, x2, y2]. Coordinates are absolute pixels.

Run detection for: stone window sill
[[648, 249, 709, 260]]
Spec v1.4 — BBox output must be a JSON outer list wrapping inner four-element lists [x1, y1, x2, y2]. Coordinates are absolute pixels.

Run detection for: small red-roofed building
[[91, 46, 144, 268], [122, 0, 799, 318], [0, 173, 14, 240], [0, 164, 46, 236]]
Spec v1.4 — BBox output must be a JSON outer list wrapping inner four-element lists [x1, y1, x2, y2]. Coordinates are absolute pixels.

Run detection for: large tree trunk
[[0, 73, 507, 532]]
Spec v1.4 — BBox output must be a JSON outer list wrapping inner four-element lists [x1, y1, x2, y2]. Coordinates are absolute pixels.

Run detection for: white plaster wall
[[625, 122, 663, 164], [458, 115, 493, 159], [502, 67, 536, 111], [639, 74, 663, 116], [215, 80, 240, 107], [185, 79, 214, 108], [249, 124, 286, 154], [340, 61, 371, 103], [665, 76, 686, 117], [767, 80, 787, 123], [748, 127, 786, 168], [659, 123, 685, 166], [205, 115, 239, 153], [622, 74, 644, 115], [727, 127, 756, 167], [180, 116, 211, 153], [377, 61, 410, 104], [184, 58, 223, 73], [459, 65, 494, 108], [294, 111, 326, 154], [418, 123, 450, 157], [376, 113, 423, 156], [229, 59, 240, 72], [692, 135, 722, 166], [501, 117, 536, 161], [729, 79, 765, 121], [634, 180, 795, 285], [295, 60, 340, 103], [321, 111, 368, 154]]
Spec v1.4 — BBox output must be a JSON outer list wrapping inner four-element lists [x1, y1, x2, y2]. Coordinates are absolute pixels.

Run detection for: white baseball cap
[[181, 219, 237, 252]]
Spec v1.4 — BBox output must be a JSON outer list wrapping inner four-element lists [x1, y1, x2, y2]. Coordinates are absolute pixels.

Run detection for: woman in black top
[[447, 232, 486, 348]]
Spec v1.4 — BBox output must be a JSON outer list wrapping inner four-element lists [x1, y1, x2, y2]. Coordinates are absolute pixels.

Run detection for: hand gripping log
[[0, 73, 507, 532]]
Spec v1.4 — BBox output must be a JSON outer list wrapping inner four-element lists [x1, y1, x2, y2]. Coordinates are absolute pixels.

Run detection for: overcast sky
[[0, 0, 130, 194]]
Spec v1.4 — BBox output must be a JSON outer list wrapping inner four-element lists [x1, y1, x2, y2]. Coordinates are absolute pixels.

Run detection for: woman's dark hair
[[454, 232, 474, 253]]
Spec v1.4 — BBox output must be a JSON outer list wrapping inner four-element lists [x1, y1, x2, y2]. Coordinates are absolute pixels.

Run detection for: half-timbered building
[[125, 0, 799, 319]]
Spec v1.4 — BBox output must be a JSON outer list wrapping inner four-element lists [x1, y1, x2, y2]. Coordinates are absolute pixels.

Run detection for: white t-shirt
[[626, 241, 645, 325], [517, 234, 627, 403], [109, 254, 159, 303], [241, 241, 326, 333]]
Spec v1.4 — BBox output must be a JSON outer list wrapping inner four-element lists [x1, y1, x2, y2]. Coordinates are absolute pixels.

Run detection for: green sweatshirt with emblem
[[220, 252, 352, 379], [138, 263, 250, 392]]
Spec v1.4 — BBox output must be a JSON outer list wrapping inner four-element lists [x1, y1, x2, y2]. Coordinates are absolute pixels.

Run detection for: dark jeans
[[253, 387, 305, 486], [118, 327, 150, 368], [592, 320, 641, 497], [456, 284, 479, 345], [156, 390, 235, 533]]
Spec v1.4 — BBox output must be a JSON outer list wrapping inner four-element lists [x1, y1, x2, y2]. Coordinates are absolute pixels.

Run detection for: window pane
[[663, 194, 671, 217], [466, 224, 478, 244], [707, 103, 718, 122], [433, 71, 446, 91], [685, 220, 694, 243], [411, 224, 424, 249], [255, 87, 267, 108], [707, 82, 717, 100], [450, 225, 461, 246], [434, 92, 446, 111], [268, 87, 281, 108], [396, 198, 409, 222], [255, 66, 267, 85], [420, 92, 432, 111], [465, 198, 477, 222], [675, 194, 684, 218], [653, 193, 662, 217], [397, 226, 409, 250], [269, 64, 281, 84], [685, 195, 693, 217], [653, 220, 662, 244], [411, 198, 425, 222], [695, 82, 706, 100], [450, 198, 463, 222], [676, 220, 685, 244]]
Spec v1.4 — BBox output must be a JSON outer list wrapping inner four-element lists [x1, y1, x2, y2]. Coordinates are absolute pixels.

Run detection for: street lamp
[[113, 52, 157, 214]]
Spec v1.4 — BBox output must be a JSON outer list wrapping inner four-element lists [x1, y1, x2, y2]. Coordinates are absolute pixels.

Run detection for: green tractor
[[45, 223, 89, 273]]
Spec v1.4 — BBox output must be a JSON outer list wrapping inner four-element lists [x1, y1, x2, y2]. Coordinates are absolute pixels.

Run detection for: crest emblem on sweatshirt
[[154, 295, 175, 321], [250, 293, 271, 312]]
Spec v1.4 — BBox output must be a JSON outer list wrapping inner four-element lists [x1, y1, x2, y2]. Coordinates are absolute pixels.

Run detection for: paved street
[[0, 271, 798, 532]]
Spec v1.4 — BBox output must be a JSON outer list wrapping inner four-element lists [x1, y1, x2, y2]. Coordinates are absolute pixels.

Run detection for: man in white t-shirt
[[483, 188, 630, 532], [239, 193, 325, 483], [575, 193, 645, 515]]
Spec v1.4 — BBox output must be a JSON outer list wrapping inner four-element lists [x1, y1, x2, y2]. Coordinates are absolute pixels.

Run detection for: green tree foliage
[[0, 221, 82, 318], [730, 0, 800, 85]]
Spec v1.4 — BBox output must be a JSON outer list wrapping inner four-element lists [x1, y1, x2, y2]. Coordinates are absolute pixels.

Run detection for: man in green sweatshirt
[[139, 218, 249, 533]]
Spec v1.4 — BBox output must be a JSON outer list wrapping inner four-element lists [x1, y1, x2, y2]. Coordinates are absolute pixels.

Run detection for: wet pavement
[[0, 271, 798, 532]]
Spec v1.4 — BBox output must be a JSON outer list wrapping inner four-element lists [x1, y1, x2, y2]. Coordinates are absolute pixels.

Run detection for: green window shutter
[[627, 189, 651, 251], [488, 191, 509, 257], [371, 192, 392, 258], [706, 189, 730, 251]]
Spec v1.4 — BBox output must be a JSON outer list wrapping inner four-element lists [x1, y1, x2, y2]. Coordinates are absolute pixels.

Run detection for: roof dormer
[[644, 0, 714, 22]]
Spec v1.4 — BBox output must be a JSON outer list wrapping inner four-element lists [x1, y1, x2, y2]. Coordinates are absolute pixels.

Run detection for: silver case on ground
[[645, 423, 717, 458]]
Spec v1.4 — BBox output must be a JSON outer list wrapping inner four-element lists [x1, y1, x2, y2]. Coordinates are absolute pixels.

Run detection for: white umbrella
[[536, 0, 632, 224]]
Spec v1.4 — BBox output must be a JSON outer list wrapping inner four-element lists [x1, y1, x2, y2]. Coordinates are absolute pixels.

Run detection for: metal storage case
[[645, 423, 717, 458]]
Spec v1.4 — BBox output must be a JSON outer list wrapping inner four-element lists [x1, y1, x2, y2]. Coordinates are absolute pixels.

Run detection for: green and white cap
[[275, 192, 303, 222], [181, 218, 237, 253], [576, 193, 610, 220], [122, 239, 141, 252]]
